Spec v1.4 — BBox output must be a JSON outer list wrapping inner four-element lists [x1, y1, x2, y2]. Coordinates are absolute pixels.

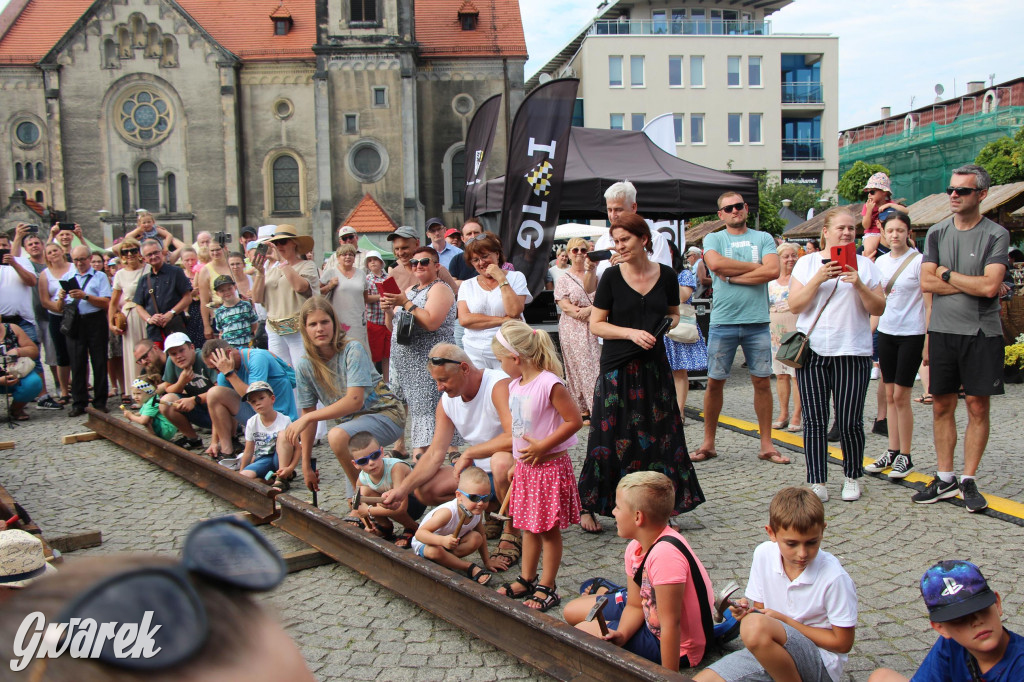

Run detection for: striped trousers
[[796, 350, 871, 484]]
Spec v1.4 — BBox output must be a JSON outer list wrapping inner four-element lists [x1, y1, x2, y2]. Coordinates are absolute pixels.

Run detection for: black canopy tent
[[475, 127, 759, 220]]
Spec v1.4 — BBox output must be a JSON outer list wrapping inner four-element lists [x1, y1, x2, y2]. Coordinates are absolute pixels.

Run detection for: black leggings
[[48, 313, 70, 367]]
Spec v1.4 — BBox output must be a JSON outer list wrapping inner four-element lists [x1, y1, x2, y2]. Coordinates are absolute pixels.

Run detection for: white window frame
[[630, 55, 645, 88], [727, 56, 742, 87], [748, 56, 762, 88], [673, 113, 684, 144], [690, 55, 704, 88], [728, 113, 742, 144], [609, 113, 624, 130], [609, 56, 623, 88], [631, 113, 646, 131], [749, 113, 763, 145], [371, 86, 388, 108], [668, 55, 684, 88]]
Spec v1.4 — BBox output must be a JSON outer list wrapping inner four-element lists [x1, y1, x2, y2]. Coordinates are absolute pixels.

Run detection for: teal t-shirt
[[139, 395, 178, 441], [703, 228, 777, 325]]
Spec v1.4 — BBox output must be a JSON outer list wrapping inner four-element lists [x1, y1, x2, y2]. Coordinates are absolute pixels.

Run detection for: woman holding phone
[[788, 208, 886, 503], [576, 214, 703, 533]]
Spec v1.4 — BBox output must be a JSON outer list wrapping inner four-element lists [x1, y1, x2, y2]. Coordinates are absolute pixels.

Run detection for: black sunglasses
[[719, 201, 746, 213], [354, 448, 383, 467], [121, 248, 140, 256], [340, 234, 357, 241], [946, 186, 982, 196], [457, 488, 489, 503], [55, 517, 285, 671], [409, 257, 435, 267], [429, 356, 462, 366]]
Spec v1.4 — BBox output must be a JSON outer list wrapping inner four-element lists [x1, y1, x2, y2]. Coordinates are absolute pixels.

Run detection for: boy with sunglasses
[[237, 381, 296, 490], [346, 431, 425, 546], [411, 466, 504, 585]]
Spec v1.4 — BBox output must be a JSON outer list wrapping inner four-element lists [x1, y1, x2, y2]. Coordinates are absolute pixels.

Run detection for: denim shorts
[[244, 452, 279, 478], [600, 588, 691, 668], [707, 323, 773, 379]]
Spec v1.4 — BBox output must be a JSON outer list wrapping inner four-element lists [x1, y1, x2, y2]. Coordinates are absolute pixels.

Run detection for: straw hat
[[265, 224, 314, 253], [0, 530, 57, 588]]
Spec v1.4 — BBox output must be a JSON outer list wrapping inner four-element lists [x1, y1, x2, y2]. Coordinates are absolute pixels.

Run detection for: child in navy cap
[[868, 560, 1024, 681]]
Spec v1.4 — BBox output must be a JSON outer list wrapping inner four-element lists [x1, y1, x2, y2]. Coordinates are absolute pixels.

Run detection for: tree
[[761, 175, 835, 219], [752, 173, 786, 235], [975, 126, 1024, 185], [836, 161, 890, 203]]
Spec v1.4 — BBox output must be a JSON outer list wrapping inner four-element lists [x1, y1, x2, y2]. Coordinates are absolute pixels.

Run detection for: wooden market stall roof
[[684, 219, 726, 245], [784, 204, 864, 239], [904, 181, 1024, 228]]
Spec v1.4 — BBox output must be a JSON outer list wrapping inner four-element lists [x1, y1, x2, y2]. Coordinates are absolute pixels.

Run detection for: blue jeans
[[706, 323, 773, 380]]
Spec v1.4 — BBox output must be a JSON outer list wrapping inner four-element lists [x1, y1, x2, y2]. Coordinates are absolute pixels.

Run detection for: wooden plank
[[282, 547, 335, 573], [47, 530, 103, 554], [62, 432, 103, 444], [0, 442, 14, 450], [274, 495, 693, 682]]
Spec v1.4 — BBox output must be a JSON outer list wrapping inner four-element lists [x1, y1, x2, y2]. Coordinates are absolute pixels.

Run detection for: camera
[[213, 231, 232, 247], [58, 222, 75, 231]]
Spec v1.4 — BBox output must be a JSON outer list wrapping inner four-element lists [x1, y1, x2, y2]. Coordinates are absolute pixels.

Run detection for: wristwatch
[[940, 269, 952, 283]]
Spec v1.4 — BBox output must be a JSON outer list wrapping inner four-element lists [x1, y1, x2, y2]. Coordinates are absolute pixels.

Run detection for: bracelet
[[499, 281, 510, 288], [726, 276, 731, 284]]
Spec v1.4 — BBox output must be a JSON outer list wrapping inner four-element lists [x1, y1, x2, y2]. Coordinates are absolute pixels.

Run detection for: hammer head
[[586, 595, 608, 622], [489, 510, 510, 522], [714, 580, 742, 618], [353, 488, 361, 508], [457, 503, 472, 521]]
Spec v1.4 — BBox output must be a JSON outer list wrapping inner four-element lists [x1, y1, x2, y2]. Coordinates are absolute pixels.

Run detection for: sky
[[519, 0, 1024, 130]]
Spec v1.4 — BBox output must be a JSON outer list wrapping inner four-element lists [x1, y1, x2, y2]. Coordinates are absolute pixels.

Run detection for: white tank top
[[409, 499, 482, 555], [440, 368, 508, 474]]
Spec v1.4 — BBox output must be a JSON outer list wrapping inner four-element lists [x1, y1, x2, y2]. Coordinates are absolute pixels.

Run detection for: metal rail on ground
[[82, 408, 693, 682]]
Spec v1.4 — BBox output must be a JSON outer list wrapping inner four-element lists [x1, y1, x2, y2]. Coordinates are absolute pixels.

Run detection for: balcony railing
[[591, 19, 770, 37], [782, 139, 823, 161], [782, 82, 823, 104]]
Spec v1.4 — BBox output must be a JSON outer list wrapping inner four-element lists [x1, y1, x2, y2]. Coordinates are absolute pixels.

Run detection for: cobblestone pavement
[[2, 356, 1021, 681]]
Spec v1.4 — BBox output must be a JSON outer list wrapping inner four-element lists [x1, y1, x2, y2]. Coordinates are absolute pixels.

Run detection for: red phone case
[[377, 277, 401, 295], [830, 245, 857, 271]]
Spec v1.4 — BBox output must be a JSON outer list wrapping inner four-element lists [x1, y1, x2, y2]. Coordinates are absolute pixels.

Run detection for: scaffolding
[[839, 106, 1024, 203]]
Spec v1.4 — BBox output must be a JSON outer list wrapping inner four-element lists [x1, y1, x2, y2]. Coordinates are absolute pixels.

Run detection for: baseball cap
[[163, 332, 192, 350], [862, 172, 892, 193], [387, 226, 418, 241], [0, 530, 57, 589], [920, 560, 997, 622], [243, 380, 275, 400], [686, 246, 702, 256], [425, 217, 445, 231], [445, 228, 461, 238], [241, 225, 257, 237], [213, 274, 235, 290], [338, 225, 357, 236], [364, 250, 383, 263]]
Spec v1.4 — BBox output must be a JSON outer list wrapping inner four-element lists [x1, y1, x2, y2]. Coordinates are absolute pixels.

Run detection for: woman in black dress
[[577, 214, 704, 532]]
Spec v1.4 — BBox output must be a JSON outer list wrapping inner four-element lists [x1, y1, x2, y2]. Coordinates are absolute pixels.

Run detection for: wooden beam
[[47, 530, 103, 554], [282, 547, 335, 573], [62, 432, 103, 445], [0, 442, 14, 451]]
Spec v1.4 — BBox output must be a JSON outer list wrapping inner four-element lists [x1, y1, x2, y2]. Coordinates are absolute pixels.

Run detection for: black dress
[[577, 263, 704, 516]]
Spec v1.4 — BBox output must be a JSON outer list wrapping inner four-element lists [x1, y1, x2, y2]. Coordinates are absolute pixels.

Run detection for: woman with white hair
[[768, 241, 802, 432]]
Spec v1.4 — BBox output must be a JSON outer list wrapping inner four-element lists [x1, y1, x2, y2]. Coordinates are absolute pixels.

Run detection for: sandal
[[689, 448, 718, 462], [394, 529, 416, 549], [758, 450, 791, 465], [771, 418, 790, 430], [524, 583, 561, 612], [579, 577, 624, 596], [787, 422, 802, 432], [497, 574, 537, 599], [389, 449, 410, 460], [580, 510, 603, 534], [121, 394, 133, 406], [465, 562, 493, 586], [914, 394, 933, 404], [492, 531, 522, 568]]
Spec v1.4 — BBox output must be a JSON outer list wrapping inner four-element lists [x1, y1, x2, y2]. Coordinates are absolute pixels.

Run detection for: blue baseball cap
[[920, 560, 996, 622]]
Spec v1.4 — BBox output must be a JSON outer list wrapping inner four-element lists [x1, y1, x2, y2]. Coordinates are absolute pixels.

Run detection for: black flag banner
[[463, 93, 503, 222], [499, 78, 579, 296]]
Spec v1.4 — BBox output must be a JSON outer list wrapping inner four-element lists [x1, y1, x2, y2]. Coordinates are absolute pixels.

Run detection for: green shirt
[[139, 396, 178, 441]]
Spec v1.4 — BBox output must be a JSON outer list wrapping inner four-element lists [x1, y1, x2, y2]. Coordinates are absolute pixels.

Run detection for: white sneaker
[[841, 478, 862, 501], [870, 366, 881, 380], [811, 483, 829, 502]]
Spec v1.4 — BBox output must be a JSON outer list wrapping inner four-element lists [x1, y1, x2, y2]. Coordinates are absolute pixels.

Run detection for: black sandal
[[580, 510, 604, 534], [497, 574, 537, 599], [524, 584, 561, 612], [465, 562, 493, 586]]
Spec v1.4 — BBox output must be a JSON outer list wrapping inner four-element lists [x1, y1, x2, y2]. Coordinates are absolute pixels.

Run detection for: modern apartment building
[[527, 0, 839, 191]]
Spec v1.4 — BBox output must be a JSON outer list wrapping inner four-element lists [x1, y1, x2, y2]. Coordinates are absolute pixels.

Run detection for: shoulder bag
[[776, 280, 840, 369], [884, 252, 920, 297], [667, 303, 699, 344], [59, 273, 92, 337]]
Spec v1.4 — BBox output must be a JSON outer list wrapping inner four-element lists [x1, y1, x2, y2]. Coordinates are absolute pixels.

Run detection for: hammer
[[450, 504, 472, 543], [714, 580, 760, 620], [489, 482, 513, 523], [352, 489, 378, 533], [586, 596, 610, 636]]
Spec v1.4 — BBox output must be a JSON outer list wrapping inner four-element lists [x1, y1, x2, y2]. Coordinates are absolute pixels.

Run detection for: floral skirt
[[578, 356, 705, 516]]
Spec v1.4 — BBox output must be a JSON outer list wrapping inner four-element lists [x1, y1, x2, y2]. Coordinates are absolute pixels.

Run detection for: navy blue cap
[[920, 560, 996, 622]]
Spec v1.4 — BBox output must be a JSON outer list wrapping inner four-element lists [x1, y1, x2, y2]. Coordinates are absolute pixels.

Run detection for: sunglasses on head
[[354, 448, 383, 466], [55, 517, 285, 671], [409, 257, 434, 267], [457, 488, 489, 503], [719, 201, 746, 213], [946, 186, 982, 196], [429, 356, 461, 366]]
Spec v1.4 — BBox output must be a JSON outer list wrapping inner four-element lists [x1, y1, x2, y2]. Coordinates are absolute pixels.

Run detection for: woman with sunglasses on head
[[788, 208, 886, 503], [380, 246, 458, 460], [37, 242, 73, 404], [554, 237, 601, 424], [0, 517, 317, 681], [576, 214, 704, 533], [457, 232, 531, 369]]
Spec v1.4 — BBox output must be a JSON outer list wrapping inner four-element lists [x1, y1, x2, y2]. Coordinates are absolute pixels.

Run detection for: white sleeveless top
[[409, 499, 482, 555], [440, 368, 508, 474]]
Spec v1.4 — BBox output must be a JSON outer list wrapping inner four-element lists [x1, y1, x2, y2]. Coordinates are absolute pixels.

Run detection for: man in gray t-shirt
[[915, 164, 1008, 513], [695, 191, 782, 464]]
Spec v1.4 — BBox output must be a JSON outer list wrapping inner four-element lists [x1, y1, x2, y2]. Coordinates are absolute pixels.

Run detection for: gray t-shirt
[[703, 227, 777, 325], [295, 340, 405, 427], [923, 216, 1008, 337]]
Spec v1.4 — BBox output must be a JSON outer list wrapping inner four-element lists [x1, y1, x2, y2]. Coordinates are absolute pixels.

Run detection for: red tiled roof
[[0, 0, 314, 66], [416, 0, 527, 59], [270, 2, 293, 20], [341, 194, 399, 234]]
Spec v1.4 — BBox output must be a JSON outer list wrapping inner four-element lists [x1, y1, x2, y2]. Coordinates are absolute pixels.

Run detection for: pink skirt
[[510, 454, 582, 534]]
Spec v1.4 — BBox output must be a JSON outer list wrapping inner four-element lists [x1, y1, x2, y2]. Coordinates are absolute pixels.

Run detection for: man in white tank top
[[382, 343, 518, 568]]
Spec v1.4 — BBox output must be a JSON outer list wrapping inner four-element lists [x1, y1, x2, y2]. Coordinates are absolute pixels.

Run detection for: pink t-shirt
[[624, 527, 714, 665], [509, 370, 578, 459]]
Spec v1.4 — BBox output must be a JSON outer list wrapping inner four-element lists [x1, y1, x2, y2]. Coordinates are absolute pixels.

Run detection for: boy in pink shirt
[[564, 471, 715, 672]]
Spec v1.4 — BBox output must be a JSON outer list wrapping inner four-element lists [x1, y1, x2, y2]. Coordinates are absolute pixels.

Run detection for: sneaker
[[911, 475, 959, 504], [841, 478, 861, 501], [959, 479, 988, 513], [865, 449, 897, 473], [888, 454, 913, 479], [218, 456, 241, 471], [173, 436, 203, 450], [35, 397, 63, 410], [827, 422, 840, 442], [811, 484, 829, 502], [870, 366, 881, 380], [871, 418, 888, 436]]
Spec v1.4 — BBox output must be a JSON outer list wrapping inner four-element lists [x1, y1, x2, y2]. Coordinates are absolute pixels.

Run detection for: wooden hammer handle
[[451, 513, 468, 541], [496, 484, 512, 517]]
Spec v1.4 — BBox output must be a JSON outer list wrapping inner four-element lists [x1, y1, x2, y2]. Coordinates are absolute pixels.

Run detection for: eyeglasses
[[143, 250, 161, 259], [71, 256, 90, 262], [429, 356, 462, 366], [55, 517, 285, 671], [470, 254, 495, 264], [946, 186, 982, 196], [464, 234, 486, 243], [457, 488, 489, 503], [569, 248, 587, 254], [121, 248, 140, 256], [354, 448, 383, 466], [719, 201, 746, 213], [340, 234, 357, 241], [409, 258, 435, 267]]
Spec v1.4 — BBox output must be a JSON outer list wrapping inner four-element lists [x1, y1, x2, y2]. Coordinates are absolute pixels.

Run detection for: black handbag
[[59, 273, 92, 337], [394, 309, 415, 345]]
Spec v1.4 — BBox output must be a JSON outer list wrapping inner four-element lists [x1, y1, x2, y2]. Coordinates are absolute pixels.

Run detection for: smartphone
[[830, 245, 857, 272], [652, 317, 673, 338], [587, 249, 613, 262], [59, 278, 79, 292], [25, 224, 39, 234], [377, 276, 401, 296], [58, 222, 76, 231], [0, 249, 9, 263], [255, 242, 269, 257]]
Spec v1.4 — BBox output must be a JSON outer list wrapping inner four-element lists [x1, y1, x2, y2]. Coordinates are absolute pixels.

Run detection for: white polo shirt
[[745, 540, 858, 682]]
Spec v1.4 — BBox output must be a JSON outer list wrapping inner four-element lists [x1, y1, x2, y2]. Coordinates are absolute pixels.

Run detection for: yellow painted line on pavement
[[703, 412, 1024, 520]]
